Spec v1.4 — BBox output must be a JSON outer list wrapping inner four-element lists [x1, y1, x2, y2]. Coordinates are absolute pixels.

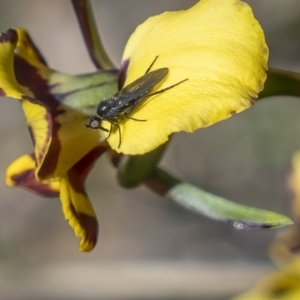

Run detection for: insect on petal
[[107, 0, 268, 154]]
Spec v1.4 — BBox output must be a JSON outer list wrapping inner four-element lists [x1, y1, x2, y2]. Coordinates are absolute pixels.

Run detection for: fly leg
[[99, 126, 109, 132], [103, 123, 113, 141], [125, 115, 147, 122], [106, 122, 122, 148], [114, 123, 122, 148]]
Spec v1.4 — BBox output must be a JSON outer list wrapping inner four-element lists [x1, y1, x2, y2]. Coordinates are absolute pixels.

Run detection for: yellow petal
[[0, 28, 109, 182], [6, 154, 59, 197], [108, 0, 268, 154], [50, 109, 102, 181], [15, 28, 48, 69], [60, 175, 98, 252], [234, 260, 300, 300], [21, 101, 53, 175], [0, 28, 55, 180], [0, 28, 50, 100], [0, 29, 26, 99], [289, 151, 300, 220], [59, 145, 107, 252], [28, 101, 102, 182], [269, 226, 300, 267]]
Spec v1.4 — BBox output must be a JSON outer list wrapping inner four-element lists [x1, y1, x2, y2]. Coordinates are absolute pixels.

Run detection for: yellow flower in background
[[0, 28, 117, 251], [234, 153, 300, 300], [100, 0, 268, 154], [268, 151, 300, 266], [289, 152, 300, 221], [233, 260, 300, 300]]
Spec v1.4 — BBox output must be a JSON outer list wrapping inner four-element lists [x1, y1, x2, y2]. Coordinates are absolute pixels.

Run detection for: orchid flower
[[0, 0, 293, 252]]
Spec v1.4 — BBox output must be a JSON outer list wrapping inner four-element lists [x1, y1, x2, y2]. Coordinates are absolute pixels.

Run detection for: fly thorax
[[97, 99, 114, 117]]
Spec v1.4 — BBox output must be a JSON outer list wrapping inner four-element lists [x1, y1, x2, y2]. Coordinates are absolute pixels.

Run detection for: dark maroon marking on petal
[[118, 59, 129, 90], [27, 125, 35, 146], [27, 112, 50, 165], [69, 203, 98, 250], [37, 110, 67, 179], [230, 110, 236, 116], [0, 87, 7, 96], [22, 94, 51, 109], [23, 31, 48, 66], [10, 156, 59, 198], [68, 144, 108, 193], [14, 56, 58, 109], [250, 97, 257, 105], [65, 145, 108, 250], [0, 28, 18, 44], [11, 169, 59, 197], [27, 110, 54, 171], [14, 55, 62, 179]]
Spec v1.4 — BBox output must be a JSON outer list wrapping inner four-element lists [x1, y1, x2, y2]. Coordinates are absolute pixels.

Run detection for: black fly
[[86, 56, 188, 147]]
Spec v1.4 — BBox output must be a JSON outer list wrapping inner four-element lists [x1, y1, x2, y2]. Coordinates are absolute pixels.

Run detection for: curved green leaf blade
[[166, 183, 293, 229]]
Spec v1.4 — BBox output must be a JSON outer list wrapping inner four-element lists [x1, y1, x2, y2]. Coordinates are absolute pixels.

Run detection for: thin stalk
[[259, 68, 300, 99], [71, 0, 115, 70]]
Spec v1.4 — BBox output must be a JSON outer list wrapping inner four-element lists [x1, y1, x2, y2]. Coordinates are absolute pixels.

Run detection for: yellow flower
[[234, 260, 300, 300], [235, 154, 300, 300], [100, 0, 268, 154], [268, 152, 300, 265], [0, 28, 117, 251]]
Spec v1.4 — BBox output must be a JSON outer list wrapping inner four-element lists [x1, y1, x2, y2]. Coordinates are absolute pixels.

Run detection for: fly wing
[[114, 68, 168, 109]]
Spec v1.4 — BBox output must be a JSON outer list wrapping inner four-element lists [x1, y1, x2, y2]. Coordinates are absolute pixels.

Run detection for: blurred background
[[0, 1, 300, 299]]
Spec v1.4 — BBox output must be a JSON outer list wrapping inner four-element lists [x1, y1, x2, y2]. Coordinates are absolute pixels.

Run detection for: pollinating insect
[[86, 57, 188, 147]]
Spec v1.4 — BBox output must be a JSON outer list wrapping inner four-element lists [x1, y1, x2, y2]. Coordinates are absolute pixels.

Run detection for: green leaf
[[166, 183, 293, 229]]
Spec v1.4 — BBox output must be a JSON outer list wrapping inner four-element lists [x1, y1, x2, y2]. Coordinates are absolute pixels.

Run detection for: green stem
[[117, 142, 170, 188], [145, 167, 180, 195], [259, 68, 300, 99], [71, 0, 115, 70]]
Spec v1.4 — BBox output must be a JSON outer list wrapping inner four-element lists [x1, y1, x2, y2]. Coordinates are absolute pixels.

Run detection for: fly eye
[[88, 117, 100, 129]]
